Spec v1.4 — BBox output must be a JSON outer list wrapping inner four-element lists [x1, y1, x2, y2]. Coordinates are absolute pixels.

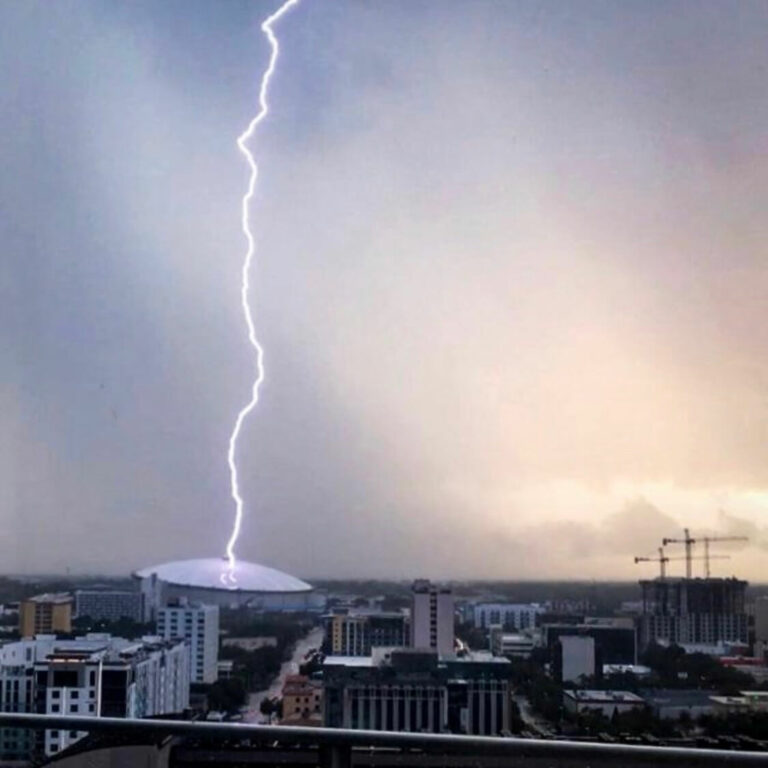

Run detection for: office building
[[0, 634, 188, 759], [19, 593, 72, 637], [490, 629, 537, 659], [473, 603, 544, 631], [322, 610, 409, 656], [639, 578, 748, 649], [544, 618, 637, 665], [556, 635, 597, 683], [323, 648, 512, 736], [157, 601, 219, 683], [411, 580, 454, 655], [74, 588, 143, 623]]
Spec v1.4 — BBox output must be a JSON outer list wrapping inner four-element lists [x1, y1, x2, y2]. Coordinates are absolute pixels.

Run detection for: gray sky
[[3, 0, 768, 580]]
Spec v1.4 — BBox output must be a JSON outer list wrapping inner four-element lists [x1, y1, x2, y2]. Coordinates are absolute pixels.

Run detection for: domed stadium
[[133, 558, 321, 618]]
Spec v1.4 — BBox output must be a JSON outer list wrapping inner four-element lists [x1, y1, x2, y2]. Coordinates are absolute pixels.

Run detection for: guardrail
[[1, 713, 767, 767]]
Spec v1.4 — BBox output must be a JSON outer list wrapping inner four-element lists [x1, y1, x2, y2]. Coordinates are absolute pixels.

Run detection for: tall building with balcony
[[156, 601, 219, 683], [0, 634, 189, 759], [639, 578, 748, 649], [411, 580, 454, 655], [19, 594, 72, 637]]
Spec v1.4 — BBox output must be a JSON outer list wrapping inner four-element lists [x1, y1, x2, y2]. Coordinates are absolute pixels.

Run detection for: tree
[[207, 678, 246, 713]]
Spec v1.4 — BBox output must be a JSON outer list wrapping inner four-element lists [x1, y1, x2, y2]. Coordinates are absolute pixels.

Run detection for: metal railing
[[1, 712, 768, 767]]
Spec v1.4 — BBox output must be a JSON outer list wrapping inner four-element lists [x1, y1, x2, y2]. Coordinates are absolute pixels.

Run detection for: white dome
[[134, 558, 312, 593]]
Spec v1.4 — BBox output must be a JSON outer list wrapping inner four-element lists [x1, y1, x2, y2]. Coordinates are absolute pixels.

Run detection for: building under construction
[[639, 577, 748, 649], [636, 528, 749, 650]]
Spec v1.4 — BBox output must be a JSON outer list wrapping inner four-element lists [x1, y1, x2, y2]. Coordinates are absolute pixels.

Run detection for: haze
[[2, 0, 768, 580]]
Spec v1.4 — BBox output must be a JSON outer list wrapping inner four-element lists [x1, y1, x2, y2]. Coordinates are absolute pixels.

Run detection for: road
[[243, 625, 323, 723], [513, 694, 554, 738]]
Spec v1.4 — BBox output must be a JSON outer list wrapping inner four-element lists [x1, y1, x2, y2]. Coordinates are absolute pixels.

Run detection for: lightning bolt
[[224, 0, 301, 586]]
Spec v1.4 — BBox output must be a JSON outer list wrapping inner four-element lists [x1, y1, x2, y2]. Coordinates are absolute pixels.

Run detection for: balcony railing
[[1, 713, 767, 767]]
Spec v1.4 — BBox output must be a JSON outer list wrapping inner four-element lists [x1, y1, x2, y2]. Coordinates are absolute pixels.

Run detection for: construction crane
[[663, 528, 695, 578], [701, 535, 748, 578], [663, 528, 748, 578], [634, 546, 730, 579]]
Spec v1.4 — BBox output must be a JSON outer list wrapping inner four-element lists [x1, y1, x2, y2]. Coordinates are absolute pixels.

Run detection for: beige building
[[280, 674, 322, 725], [19, 593, 72, 637]]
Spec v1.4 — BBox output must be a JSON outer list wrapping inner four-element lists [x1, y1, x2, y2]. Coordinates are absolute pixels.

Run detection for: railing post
[[319, 743, 351, 768]]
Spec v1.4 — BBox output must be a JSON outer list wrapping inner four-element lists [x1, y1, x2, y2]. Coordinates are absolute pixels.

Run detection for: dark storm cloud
[[3, 1, 768, 579]]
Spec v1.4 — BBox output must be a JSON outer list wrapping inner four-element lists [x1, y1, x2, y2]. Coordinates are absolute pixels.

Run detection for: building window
[[51, 705, 60, 713], [70, 704, 78, 713], [70, 691, 79, 699], [51, 690, 60, 699]]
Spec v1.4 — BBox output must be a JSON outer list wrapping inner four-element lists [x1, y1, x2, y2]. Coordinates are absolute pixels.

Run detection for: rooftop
[[25, 593, 72, 604], [134, 558, 312, 593], [565, 690, 644, 704]]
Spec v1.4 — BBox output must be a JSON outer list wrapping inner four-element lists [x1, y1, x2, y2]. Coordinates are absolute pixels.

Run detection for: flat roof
[[323, 656, 375, 668], [564, 690, 644, 704]]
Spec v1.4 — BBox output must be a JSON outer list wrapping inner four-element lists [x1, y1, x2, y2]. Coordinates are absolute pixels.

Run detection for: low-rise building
[[281, 674, 322, 725], [323, 648, 512, 736], [216, 660, 234, 680], [641, 689, 717, 720], [563, 689, 645, 718], [490, 629, 537, 659], [711, 691, 768, 715]]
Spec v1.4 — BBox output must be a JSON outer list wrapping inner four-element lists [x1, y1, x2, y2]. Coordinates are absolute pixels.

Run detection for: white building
[[411, 580, 454, 656], [0, 634, 189, 759], [559, 635, 596, 683], [135, 559, 320, 620], [157, 602, 219, 683], [490, 629, 537, 659], [473, 603, 545, 631]]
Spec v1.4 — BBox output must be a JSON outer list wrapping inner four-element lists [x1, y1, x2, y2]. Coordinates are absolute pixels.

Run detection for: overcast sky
[[3, 0, 768, 580]]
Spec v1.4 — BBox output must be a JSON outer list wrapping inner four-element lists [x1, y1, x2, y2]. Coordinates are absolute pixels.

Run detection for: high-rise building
[[0, 634, 189, 759], [322, 610, 409, 656], [411, 580, 454, 655], [19, 594, 72, 637], [74, 589, 143, 623], [156, 601, 219, 683], [754, 596, 768, 645], [639, 578, 748, 649]]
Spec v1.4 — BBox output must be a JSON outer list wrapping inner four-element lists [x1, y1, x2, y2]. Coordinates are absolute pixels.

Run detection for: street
[[243, 625, 323, 723]]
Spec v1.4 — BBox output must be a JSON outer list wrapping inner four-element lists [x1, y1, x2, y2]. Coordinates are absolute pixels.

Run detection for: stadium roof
[[134, 558, 312, 593]]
